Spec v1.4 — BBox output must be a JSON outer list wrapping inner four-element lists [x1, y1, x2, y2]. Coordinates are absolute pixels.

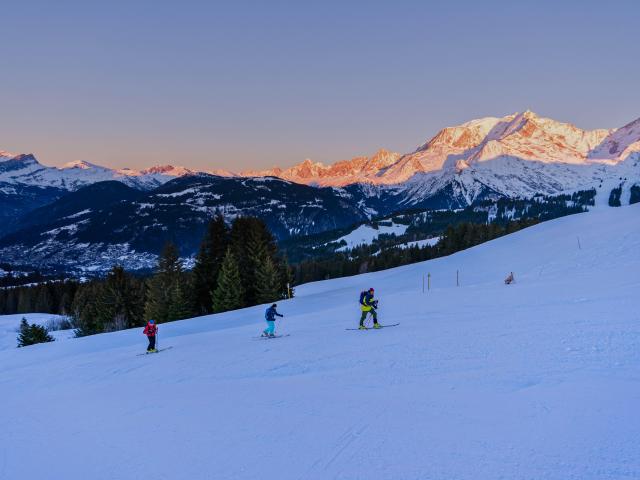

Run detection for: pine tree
[[35, 286, 53, 313], [95, 266, 145, 332], [255, 255, 280, 304], [191, 215, 229, 314], [144, 242, 183, 323], [230, 217, 282, 305], [167, 278, 195, 321], [71, 281, 104, 337], [212, 248, 245, 313], [17, 289, 32, 313], [17, 318, 54, 347]]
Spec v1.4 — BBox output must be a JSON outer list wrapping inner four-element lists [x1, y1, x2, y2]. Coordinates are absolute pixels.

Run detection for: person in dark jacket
[[262, 304, 283, 337], [143, 319, 158, 352], [359, 288, 380, 330]]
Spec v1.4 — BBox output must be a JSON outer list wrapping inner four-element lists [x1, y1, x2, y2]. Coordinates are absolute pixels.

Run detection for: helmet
[[149, 319, 155, 324], [272, 303, 277, 307]]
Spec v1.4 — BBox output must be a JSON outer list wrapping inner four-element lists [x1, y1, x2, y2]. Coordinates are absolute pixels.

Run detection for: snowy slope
[[333, 221, 408, 250], [0, 313, 73, 350], [1, 200, 639, 479]]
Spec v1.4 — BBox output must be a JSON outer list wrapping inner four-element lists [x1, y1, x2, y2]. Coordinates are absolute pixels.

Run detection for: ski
[[137, 346, 173, 356], [346, 323, 400, 331], [253, 334, 290, 340]]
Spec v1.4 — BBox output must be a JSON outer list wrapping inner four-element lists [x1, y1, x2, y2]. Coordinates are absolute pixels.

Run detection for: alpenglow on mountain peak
[[1, 110, 638, 190]]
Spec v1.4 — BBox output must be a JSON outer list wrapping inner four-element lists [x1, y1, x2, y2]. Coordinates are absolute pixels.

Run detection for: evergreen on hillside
[[609, 185, 622, 207], [17, 318, 54, 347], [255, 255, 281, 304], [71, 281, 103, 337], [168, 281, 195, 322], [212, 248, 245, 313], [230, 217, 290, 305], [191, 214, 229, 314], [95, 266, 146, 332], [144, 242, 185, 324]]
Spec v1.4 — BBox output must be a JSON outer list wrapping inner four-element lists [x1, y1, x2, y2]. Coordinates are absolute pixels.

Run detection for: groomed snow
[[1, 205, 639, 479], [335, 222, 408, 251]]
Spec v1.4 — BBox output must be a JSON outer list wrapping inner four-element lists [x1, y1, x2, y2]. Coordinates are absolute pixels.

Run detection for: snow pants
[[360, 309, 378, 326], [147, 336, 156, 351], [264, 320, 275, 335]]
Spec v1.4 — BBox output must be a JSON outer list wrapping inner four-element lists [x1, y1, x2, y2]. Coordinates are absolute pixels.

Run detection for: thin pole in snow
[[456, 270, 459, 287], [577, 236, 582, 250], [428, 273, 431, 291], [422, 275, 425, 293]]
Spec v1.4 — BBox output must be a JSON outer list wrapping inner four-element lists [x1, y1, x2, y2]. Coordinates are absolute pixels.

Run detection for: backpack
[[359, 291, 367, 305]]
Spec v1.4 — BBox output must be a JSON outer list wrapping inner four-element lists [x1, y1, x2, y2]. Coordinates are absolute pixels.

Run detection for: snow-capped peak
[[62, 160, 105, 170], [140, 165, 194, 176]]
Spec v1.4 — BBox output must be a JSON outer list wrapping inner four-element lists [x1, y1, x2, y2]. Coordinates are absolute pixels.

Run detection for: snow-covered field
[[335, 221, 408, 251], [0, 313, 73, 351], [1, 205, 639, 480]]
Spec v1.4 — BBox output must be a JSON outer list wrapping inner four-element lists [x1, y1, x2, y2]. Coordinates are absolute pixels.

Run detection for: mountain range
[[1, 110, 638, 273]]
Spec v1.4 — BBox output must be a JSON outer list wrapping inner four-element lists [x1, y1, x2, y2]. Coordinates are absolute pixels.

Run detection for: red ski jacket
[[143, 324, 157, 337]]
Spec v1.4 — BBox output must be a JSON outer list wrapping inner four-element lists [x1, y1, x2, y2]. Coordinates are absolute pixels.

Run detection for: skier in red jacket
[[143, 319, 158, 353]]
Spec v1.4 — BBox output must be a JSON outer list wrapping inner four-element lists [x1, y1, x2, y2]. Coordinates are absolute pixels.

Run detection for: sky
[[1, 0, 639, 171]]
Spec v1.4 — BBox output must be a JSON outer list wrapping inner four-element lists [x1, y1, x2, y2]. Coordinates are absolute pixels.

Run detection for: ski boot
[[358, 325, 367, 330], [373, 323, 382, 329], [268, 333, 276, 338]]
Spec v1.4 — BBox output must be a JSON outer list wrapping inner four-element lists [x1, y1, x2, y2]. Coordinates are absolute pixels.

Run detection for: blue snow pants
[[264, 320, 275, 335]]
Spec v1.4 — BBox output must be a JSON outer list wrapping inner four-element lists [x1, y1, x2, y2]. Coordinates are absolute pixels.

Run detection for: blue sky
[[1, 0, 639, 171]]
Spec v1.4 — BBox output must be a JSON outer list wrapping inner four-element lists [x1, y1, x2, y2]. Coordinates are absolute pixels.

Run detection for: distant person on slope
[[143, 319, 158, 352], [504, 272, 515, 285], [359, 288, 380, 330], [262, 304, 284, 338]]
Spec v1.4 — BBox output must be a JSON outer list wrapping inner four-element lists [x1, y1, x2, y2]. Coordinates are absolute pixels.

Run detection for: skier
[[504, 272, 515, 285], [262, 303, 283, 337], [143, 319, 158, 352], [359, 288, 380, 330]]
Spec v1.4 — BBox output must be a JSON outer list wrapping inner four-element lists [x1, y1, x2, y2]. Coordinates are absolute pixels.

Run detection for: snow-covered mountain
[[2, 204, 639, 479], [1, 111, 639, 267], [3, 110, 639, 202], [242, 149, 402, 186], [0, 151, 196, 191], [243, 111, 640, 207]]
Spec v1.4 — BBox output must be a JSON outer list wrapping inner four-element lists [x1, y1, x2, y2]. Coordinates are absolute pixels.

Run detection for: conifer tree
[[17, 289, 32, 313], [255, 255, 281, 304], [95, 266, 145, 332], [167, 279, 195, 321], [35, 286, 53, 313], [191, 215, 229, 314], [144, 242, 183, 323], [71, 281, 103, 336], [212, 248, 245, 313], [17, 318, 54, 347]]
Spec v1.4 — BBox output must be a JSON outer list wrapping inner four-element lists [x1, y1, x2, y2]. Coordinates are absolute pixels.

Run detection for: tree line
[[291, 218, 539, 284], [0, 215, 292, 337], [1, 216, 540, 335]]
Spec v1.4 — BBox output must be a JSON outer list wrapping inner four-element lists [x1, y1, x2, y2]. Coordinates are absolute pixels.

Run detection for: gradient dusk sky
[[2, 0, 639, 171]]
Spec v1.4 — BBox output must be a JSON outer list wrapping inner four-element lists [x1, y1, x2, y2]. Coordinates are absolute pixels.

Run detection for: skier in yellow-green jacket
[[359, 288, 381, 330]]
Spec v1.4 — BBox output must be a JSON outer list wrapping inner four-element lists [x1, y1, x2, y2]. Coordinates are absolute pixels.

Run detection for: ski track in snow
[[1, 205, 639, 480]]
